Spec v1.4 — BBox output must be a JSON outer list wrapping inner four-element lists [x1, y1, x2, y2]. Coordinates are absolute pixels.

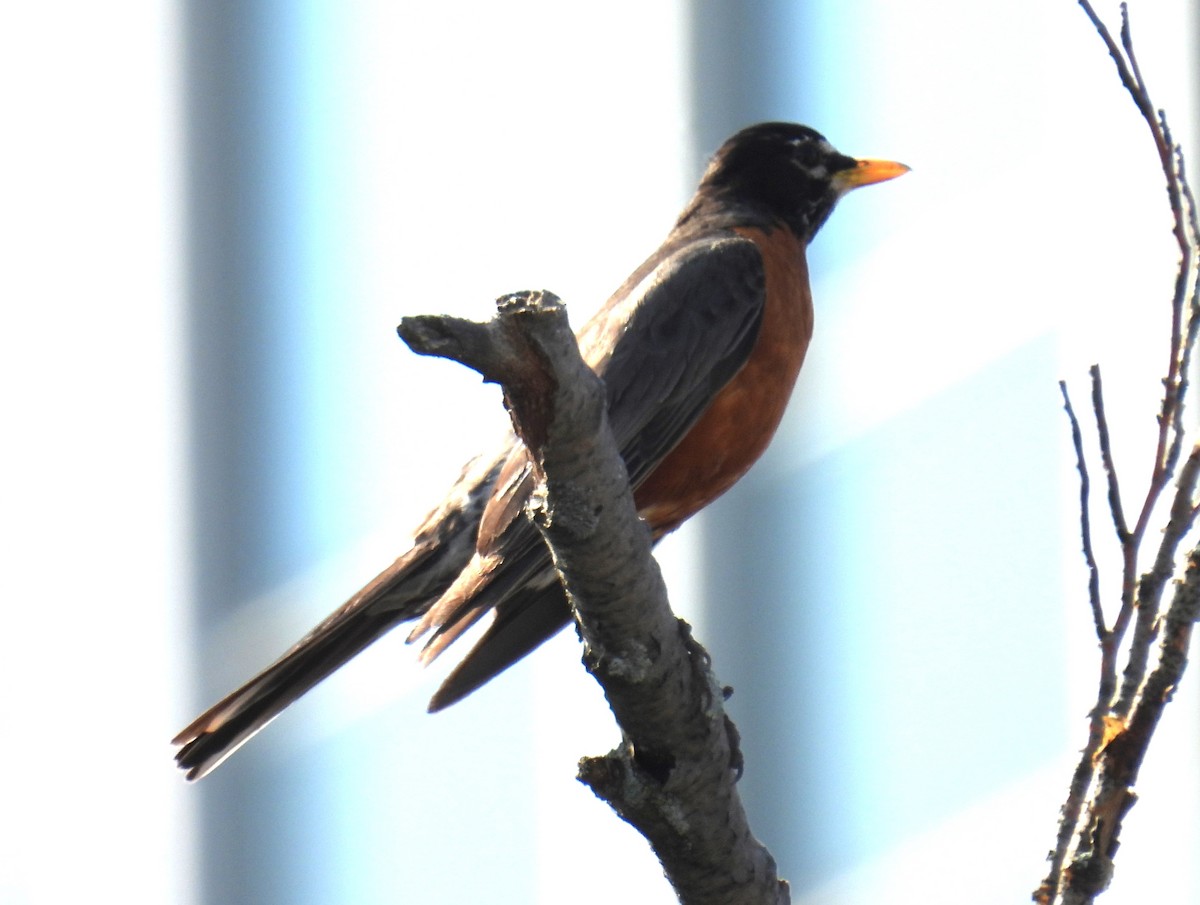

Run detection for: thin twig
[[1158, 131, 1200, 484], [1117, 7, 1150, 114], [1181, 143, 1200, 240], [1061, 380, 1106, 637], [1076, 2, 1144, 117], [1090, 366, 1129, 544], [1088, 368, 1138, 658]]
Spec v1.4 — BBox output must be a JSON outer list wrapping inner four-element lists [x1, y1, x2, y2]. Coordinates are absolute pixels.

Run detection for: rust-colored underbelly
[[634, 226, 813, 534]]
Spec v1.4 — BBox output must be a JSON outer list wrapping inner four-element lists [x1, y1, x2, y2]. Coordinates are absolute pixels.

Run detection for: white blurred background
[[2, 2, 1197, 903]]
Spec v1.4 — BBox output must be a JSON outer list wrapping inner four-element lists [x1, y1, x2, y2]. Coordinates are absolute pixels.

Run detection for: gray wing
[[590, 233, 767, 487], [427, 234, 767, 708]]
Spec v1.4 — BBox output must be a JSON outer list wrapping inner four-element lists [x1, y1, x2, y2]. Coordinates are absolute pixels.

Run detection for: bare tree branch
[[1117, 443, 1200, 713], [1037, 4, 1200, 903], [1058, 544, 1200, 905], [401, 290, 788, 905]]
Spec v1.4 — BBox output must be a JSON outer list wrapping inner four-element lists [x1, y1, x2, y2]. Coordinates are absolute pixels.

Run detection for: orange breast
[[634, 226, 813, 533]]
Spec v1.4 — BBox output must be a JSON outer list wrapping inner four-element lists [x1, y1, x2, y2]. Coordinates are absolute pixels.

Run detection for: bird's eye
[[793, 142, 819, 168]]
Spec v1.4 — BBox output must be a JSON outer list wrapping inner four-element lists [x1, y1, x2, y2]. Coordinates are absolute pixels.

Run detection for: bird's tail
[[172, 593, 402, 780], [173, 453, 502, 780]]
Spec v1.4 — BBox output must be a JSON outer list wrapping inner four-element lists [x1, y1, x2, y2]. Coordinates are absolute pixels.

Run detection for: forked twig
[[1037, 4, 1200, 904]]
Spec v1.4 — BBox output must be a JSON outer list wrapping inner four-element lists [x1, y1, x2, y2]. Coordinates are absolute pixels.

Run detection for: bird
[[174, 122, 908, 780]]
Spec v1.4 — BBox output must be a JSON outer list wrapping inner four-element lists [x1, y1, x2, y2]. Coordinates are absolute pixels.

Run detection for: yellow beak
[[832, 158, 911, 192]]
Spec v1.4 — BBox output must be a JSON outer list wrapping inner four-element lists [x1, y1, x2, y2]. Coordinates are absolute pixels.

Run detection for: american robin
[[174, 122, 907, 779]]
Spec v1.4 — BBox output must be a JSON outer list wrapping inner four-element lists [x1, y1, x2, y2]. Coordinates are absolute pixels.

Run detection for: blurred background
[[2, 1, 1198, 903]]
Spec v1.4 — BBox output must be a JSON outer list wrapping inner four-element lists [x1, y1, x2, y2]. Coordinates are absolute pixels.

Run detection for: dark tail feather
[[427, 581, 572, 712], [173, 534, 471, 780], [174, 453, 504, 779], [172, 605, 400, 780]]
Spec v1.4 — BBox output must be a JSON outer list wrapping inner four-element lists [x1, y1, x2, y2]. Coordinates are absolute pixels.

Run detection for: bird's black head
[[692, 122, 907, 240]]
